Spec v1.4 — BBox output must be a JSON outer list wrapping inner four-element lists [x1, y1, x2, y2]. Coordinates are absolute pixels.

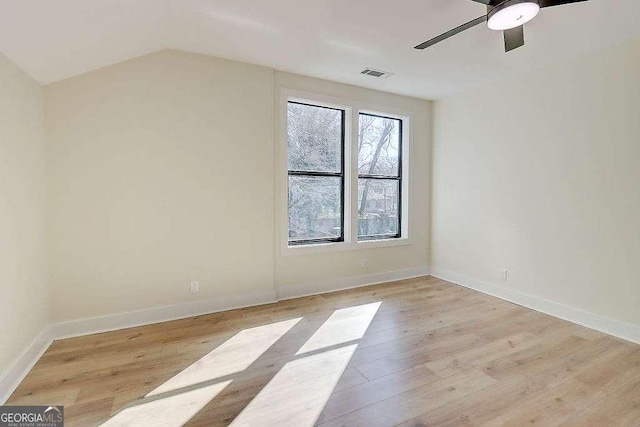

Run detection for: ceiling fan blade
[[504, 25, 525, 52], [539, 0, 589, 7], [414, 16, 487, 50], [469, 0, 505, 6]]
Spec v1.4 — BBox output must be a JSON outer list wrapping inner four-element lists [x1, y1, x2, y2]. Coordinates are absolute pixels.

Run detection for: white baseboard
[[52, 290, 278, 340], [276, 266, 431, 300], [5, 265, 637, 403], [0, 327, 53, 404], [50, 266, 431, 340], [430, 266, 640, 344], [1, 290, 277, 401]]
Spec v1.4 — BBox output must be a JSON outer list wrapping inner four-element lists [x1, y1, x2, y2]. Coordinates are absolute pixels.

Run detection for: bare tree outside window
[[287, 102, 344, 245], [358, 114, 402, 240], [286, 101, 403, 246]]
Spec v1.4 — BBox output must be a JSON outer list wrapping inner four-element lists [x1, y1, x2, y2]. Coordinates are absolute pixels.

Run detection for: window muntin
[[357, 113, 402, 241], [287, 102, 345, 245]]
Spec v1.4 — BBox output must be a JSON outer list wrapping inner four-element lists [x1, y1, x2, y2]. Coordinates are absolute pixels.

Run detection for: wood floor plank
[[64, 397, 115, 427], [397, 373, 550, 427], [316, 364, 439, 424], [318, 369, 498, 426], [561, 374, 640, 426], [6, 276, 640, 426]]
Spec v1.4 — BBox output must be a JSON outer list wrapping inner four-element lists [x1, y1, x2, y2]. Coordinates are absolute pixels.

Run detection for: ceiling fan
[[414, 0, 589, 53]]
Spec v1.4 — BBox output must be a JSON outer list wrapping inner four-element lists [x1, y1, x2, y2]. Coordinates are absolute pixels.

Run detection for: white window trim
[[279, 88, 412, 256]]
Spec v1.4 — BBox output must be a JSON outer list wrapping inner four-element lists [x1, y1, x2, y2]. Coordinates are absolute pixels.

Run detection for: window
[[357, 114, 402, 240], [284, 93, 408, 250], [287, 102, 345, 245]]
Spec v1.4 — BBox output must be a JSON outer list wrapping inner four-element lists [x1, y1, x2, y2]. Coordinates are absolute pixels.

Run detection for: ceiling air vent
[[360, 68, 394, 78]]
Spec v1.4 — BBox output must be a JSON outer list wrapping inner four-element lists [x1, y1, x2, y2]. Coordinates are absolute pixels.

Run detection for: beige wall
[[0, 54, 48, 374], [46, 51, 275, 322], [274, 72, 431, 290], [3, 32, 639, 373], [45, 50, 432, 322], [432, 38, 640, 325]]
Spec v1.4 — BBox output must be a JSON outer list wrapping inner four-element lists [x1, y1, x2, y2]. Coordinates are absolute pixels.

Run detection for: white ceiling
[[1, 0, 639, 99]]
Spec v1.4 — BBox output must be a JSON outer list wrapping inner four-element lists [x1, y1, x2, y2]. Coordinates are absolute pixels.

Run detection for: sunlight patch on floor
[[100, 300, 382, 426], [295, 302, 381, 355], [147, 317, 301, 396], [101, 380, 233, 427], [230, 344, 358, 427]]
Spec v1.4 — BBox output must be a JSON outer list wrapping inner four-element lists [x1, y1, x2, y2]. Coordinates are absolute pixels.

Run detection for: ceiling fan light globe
[[487, 1, 540, 31]]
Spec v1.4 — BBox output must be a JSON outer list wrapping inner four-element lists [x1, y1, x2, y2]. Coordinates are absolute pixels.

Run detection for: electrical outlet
[[499, 269, 508, 281], [361, 258, 369, 269], [190, 281, 200, 293]]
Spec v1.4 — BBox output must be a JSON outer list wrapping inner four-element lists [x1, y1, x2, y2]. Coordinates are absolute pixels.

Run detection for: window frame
[[357, 112, 403, 242], [279, 89, 412, 256], [287, 101, 346, 246]]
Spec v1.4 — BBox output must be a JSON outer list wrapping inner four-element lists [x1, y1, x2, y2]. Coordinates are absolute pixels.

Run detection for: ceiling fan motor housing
[[487, 0, 541, 31]]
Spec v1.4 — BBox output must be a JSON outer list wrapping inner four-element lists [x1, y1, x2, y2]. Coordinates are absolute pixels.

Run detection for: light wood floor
[[8, 276, 640, 426]]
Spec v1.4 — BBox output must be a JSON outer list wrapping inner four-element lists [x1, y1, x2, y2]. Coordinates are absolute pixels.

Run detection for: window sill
[[358, 237, 411, 249], [281, 237, 411, 257]]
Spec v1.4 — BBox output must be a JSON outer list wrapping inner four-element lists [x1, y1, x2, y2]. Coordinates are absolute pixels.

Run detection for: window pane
[[288, 103, 342, 173], [358, 179, 399, 238], [289, 176, 342, 242], [358, 114, 400, 176]]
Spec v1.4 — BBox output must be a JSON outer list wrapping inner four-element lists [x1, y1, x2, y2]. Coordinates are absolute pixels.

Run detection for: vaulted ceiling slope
[[1, 0, 639, 99]]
